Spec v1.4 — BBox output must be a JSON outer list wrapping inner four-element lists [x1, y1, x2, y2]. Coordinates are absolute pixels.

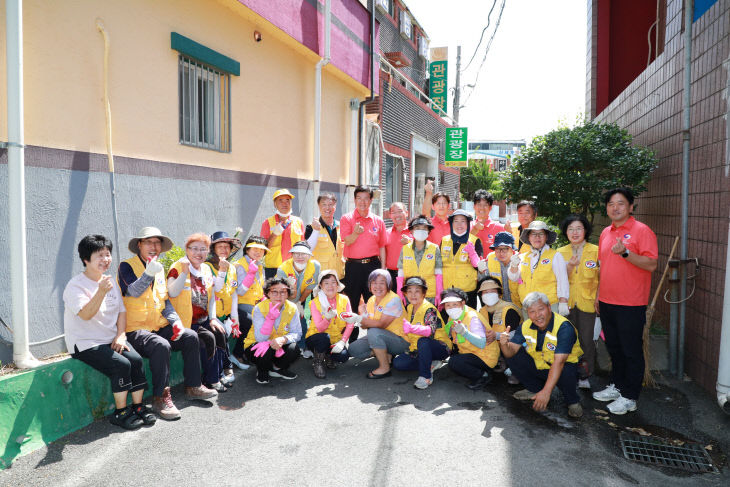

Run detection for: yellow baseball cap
[[272, 189, 295, 201]]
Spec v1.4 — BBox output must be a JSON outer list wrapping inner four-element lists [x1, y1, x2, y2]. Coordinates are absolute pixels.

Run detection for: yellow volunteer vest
[[486, 252, 521, 309], [366, 291, 403, 337], [511, 226, 531, 255], [307, 293, 349, 342], [264, 216, 304, 268], [402, 241, 439, 298], [402, 300, 449, 351], [312, 224, 344, 278], [522, 313, 583, 370], [278, 259, 317, 297], [447, 306, 499, 368], [441, 234, 479, 292], [119, 256, 169, 332], [558, 243, 599, 313], [243, 299, 298, 349], [478, 300, 520, 334], [168, 260, 214, 328], [235, 257, 265, 306], [204, 262, 238, 319], [518, 248, 559, 304]]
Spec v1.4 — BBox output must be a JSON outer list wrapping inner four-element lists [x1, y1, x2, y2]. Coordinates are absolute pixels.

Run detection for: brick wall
[[375, 3, 428, 89], [587, 0, 730, 393]]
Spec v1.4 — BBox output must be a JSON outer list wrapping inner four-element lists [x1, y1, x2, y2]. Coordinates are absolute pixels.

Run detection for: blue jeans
[[297, 314, 309, 351], [506, 348, 579, 405], [348, 328, 409, 358], [305, 333, 350, 362], [392, 337, 449, 379]]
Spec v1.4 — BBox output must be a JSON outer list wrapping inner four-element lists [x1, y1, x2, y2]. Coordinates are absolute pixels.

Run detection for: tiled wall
[[587, 0, 729, 393]]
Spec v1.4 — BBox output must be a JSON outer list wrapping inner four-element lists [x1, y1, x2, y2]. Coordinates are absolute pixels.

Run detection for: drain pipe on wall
[[6, 0, 39, 369], [313, 0, 331, 219], [717, 54, 730, 414], [357, 0, 376, 187]]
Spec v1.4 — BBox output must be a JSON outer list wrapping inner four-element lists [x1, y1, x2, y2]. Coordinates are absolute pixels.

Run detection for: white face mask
[[413, 230, 429, 242], [446, 307, 464, 320], [276, 210, 292, 218], [453, 229, 468, 237], [293, 261, 306, 272], [482, 293, 499, 306]]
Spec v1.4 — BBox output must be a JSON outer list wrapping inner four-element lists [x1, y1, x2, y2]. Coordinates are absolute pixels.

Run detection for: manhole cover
[[619, 432, 718, 473]]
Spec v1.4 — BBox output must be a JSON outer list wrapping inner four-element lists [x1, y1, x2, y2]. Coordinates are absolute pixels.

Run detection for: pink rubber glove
[[396, 276, 405, 302], [241, 260, 259, 288], [261, 302, 282, 335], [435, 274, 444, 307], [251, 341, 270, 357], [403, 318, 431, 337], [464, 242, 481, 267], [230, 318, 241, 338]]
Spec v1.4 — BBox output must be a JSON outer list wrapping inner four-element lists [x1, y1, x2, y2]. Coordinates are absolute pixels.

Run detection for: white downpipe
[[313, 0, 331, 218], [6, 0, 38, 369], [718, 216, 730, 411]]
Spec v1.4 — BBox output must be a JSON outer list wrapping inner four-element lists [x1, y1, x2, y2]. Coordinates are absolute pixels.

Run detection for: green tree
[[501, 120, 657, 224], [460, 160, 503, 201]]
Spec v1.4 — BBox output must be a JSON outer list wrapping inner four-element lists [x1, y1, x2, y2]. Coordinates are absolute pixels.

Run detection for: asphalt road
[[1, 356, 728, 487]]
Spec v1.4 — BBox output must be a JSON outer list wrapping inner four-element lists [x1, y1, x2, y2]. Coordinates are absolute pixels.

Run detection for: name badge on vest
[[585, 260, 597, 269], [545, 342, 556, 351], [541, 258, 551, 265]]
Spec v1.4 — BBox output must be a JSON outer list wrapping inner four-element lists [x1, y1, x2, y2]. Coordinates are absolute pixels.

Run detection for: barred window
[[178, 55, 231, 152]]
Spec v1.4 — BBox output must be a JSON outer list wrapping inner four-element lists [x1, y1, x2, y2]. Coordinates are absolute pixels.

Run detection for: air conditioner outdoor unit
[[418, 36, 429, 59], [399, 11, 412, 39], [375, 0, 389, 15]]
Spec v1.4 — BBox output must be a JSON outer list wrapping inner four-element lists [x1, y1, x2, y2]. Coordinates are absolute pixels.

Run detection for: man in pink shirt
[[341, 186, 387, 308], [421, 179, 452, 245], [592, 188, 658, 416], [384, 202, 412, 290], [470, 189, 505, 250]]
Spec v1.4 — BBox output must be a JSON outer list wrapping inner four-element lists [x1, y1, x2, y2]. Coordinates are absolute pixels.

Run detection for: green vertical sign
[[429, 61, 447, 114], [445, 127, 468, 167]]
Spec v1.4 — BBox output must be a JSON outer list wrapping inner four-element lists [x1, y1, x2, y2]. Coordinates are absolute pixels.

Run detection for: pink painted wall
[[239, 0, 379, 92]]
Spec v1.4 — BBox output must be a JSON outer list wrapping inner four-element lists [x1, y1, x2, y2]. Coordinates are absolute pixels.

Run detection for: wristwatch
[[621, 249, 630, 258]]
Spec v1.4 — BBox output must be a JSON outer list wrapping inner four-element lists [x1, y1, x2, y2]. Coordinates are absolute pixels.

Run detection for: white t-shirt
[[63, 273, 126, 353]]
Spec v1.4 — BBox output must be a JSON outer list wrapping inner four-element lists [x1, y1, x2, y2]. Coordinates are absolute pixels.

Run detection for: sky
[[406, 0, 588, 144]]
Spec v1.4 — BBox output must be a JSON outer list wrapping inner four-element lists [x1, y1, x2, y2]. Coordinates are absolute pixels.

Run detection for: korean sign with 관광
[[429, 47, 448, 115], [445, 127, 468, 167]]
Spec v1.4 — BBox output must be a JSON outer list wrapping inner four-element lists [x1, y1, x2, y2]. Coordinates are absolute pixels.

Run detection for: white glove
[[330, 340, 346, 354], [558, 302, 570, 317], [477, 260, 488, 273], [296, 301, 306, 317], [322, 308, 337, 320], [223, 318, 234, 335], [144, 259, 164, 277], [272, 223, 285, 236], [341, 312, 363, 324], [509, 253, 522, 268], [453, 321, 468, 335]]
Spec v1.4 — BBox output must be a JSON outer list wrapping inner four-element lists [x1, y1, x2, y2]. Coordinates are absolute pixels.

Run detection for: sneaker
[[301, 349, 314, 359], [578, 378, 591, 390], [185, 385, 218, 400], [607, 396, 637, 415], [414, 376, 432, 390], [269, 368, 297, 380], [513, 389, 536, 401], [220, 373, 235, 387], [466, 372, 492, 390], [229, 355, 250, 370], [493, 357, 507, 373], [592, 383, 621, 402], [206, 382, 227, 393], [132, 404, 157, 425], [110, 406, 143, 430], [152, 387, 181, 420], [507, 375, 520, 385], [256, 370, 270, 384], [568, 403, 583, 418], [430, 360, 444, 373]]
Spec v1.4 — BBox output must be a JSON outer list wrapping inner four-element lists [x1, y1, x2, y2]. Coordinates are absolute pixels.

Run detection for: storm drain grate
[[619, 432, 718, 473]]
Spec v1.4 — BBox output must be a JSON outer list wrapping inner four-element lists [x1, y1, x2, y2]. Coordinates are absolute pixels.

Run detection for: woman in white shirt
[[63, 235, 155, 431]]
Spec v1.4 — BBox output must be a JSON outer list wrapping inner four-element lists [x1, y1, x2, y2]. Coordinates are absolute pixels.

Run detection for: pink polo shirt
[[428, 215, 451, 245], [341, 210, 387, 259], [385, 225, 412, 270], [598, 216, 658, 306], [472, 218, 505, 250]]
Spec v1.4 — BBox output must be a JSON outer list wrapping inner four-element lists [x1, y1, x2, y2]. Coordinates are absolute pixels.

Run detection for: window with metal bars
[[178, 55, 231, 152]]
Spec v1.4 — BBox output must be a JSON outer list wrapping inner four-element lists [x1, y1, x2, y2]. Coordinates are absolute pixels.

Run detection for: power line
[[462, 0, 498, 72]]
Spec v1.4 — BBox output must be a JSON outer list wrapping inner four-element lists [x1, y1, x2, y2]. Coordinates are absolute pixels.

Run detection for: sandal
[[366, 370, 392, 379], [133, 404, 157, 425]]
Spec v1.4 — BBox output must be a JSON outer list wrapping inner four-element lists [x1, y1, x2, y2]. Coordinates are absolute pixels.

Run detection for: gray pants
[[569, 307, 597, 376], [349, 328, 409, 358]]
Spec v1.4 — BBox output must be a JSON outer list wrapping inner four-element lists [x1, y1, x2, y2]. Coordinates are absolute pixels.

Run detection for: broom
[[643, 235, 679, 388]]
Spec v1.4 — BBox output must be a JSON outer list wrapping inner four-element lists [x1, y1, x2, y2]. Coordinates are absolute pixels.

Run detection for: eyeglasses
[[188, 247, 209, 253], [268, 290, 288, 296], [567, 227, 585, 233]]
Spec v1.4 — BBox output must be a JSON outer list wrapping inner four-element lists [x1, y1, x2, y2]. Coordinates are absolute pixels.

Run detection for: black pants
[[192, 319, 227, 385], [506, 348, 579, 405], [387, 269, 399, 292], [264, 267, 278, 280], [233, 304, 255, 359], [343, 258, 381, 309], [72, 343, 147, 393], [305, 333, 350, 362], [448, 352, 491, 380], [126, 325, 202, 396], [599, 301, 646, 400], [244, 342, 300, 379]]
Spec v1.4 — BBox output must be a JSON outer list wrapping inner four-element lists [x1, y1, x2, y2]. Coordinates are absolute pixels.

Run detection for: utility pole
[[453, 45, 461, 126]]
